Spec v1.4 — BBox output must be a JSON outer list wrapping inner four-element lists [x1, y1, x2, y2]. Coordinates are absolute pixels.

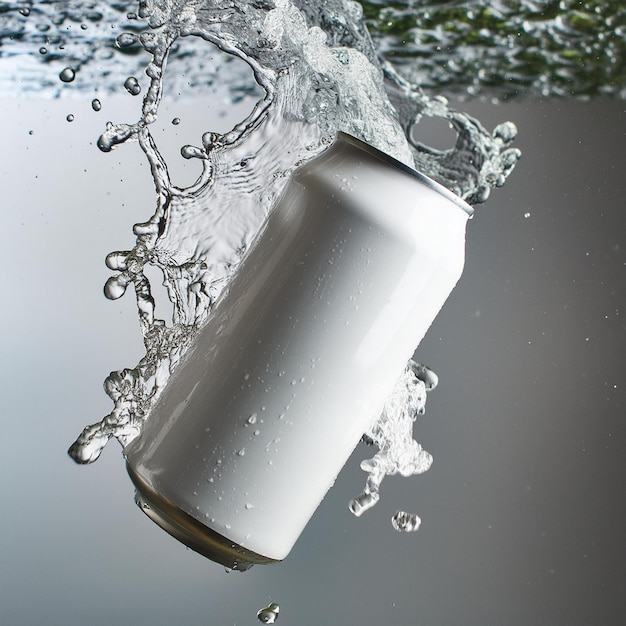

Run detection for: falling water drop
[[123, 76, 141, 96], [257, 603, 280, 624], [59, 67, 75, 83], [91, 99, 102, 112], [116, 32, 137, 48], [391, 511, 421, 532]]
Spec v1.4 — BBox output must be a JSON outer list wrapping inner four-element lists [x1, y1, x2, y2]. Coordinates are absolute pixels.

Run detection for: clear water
[[3, 0, 520, 525]]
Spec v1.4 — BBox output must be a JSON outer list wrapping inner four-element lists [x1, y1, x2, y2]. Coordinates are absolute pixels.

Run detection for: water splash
[[350, 361, 435, 519], [2, 1, 623, 98], [62, 0, 519, 520]]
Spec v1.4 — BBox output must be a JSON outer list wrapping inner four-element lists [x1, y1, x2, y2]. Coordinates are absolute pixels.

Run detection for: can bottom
[[126, 464, 279, 571]]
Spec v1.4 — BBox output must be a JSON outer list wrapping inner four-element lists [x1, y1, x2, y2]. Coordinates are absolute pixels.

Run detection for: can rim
[[127, 463, 278, 570], [336, 132, 475, 218]]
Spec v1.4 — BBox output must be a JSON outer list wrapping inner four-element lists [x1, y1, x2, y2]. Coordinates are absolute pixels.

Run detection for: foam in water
[[59, 0, 520, 526]]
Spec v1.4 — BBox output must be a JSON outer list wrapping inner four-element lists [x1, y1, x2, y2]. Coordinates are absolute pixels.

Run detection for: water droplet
[[348, 492, 379, 517], [104, 275, 129, 300], [257, 602, 280, 624], [246, 413, 258, 425], [39, 47, 47, 55], [91, 98, 102, 112], [19, 7, 30, 16], [391, 510, 421, 532], [80, 23, 87, 30], [237, 448, 246, 457], [171, 117, 180, 125], [524, 212, 531, 219], [124, 76, 141, 96], [66, 114, 74, 122], [245, 502, 254, 510], [116, 32, 137, 48], [59, 67, 75, 83], [127, 11, 137, 20]]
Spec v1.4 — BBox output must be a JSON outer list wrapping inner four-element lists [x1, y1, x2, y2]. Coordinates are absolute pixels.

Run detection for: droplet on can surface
[[91, 98, 102, 112], [257, 602, 279, 624], [59, 67, 75, 83], [391, 510, 421, 532], [124, 76, 141, 95]]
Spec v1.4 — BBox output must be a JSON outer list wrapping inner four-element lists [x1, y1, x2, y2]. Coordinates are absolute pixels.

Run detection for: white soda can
[[124, 132, 473, 569]]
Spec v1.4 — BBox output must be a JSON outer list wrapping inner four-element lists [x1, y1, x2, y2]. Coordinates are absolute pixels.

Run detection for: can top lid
[[336, 132, 474, 218]]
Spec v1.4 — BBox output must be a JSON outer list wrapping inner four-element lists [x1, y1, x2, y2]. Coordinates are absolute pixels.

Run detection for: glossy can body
[[124, 133, 473, 568]]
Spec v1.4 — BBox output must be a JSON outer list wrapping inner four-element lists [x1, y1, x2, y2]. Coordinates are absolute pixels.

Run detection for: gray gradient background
[[0, 84, 624, 625]]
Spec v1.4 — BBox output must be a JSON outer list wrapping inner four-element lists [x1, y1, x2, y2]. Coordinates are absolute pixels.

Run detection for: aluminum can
[[124, 132, 473, 569]]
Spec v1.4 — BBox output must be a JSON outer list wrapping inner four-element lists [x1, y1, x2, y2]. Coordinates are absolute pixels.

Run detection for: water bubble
[[39, 47, 47, 55], [91, 98, 102, 112], [524, 212, 531, 218], [127, 11, 137, 19], [257, 603, 280, 624], [245, 502, 254, 510], [123, 76, 141, 96], [237, 448, 246, 457], [391, 511, 421, 532], [246, 413, 258, 425], [59, 67, 75, 83], [171, 117, 180, 125], [66, 114, 74, 122], [19, 7, 30, 16]]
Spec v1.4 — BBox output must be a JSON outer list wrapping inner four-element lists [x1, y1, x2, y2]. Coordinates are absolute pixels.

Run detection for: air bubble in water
[[91, 99, 102, 112], [172, 117, 180, 125], [123, 76, 141, 96], [66, 114, 74, 122], [391, 510, 421, 532], [39, 47, 47, 55], [257, 602, 280, 624], [59, 67, 75, 83]]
